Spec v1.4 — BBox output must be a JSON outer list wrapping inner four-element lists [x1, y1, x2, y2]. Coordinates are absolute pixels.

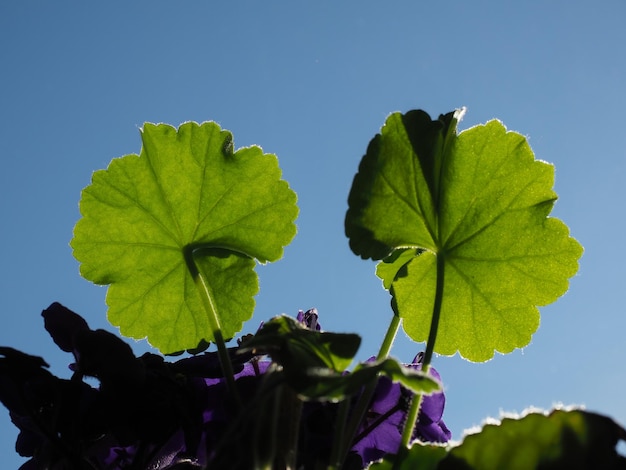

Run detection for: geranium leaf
[[369, 410, 626, 469], [289, 357, 439, 402], [351, 357, 440, 395], [240, 317, 439, 401], [368, 442, 447, 470], [71, 122, 298, 354], [346, 109, 583, 361], [240, 315, 361, 373], [443, 409, 626, 469], [376, 248, 422, 291]]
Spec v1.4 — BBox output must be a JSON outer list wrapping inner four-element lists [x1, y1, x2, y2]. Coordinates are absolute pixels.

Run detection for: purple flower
[[349, 354, 451, 466], [297, 308, 322, 331]]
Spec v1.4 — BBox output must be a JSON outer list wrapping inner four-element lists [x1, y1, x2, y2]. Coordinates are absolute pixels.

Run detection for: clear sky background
[[1, 2, 625, 467]]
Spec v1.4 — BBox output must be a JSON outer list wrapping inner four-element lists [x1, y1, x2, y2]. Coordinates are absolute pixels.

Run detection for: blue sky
[[1, 1, 625, 466]]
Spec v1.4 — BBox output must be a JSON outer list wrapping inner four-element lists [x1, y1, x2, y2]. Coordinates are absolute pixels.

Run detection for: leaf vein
[[90, 177, 180, 246]]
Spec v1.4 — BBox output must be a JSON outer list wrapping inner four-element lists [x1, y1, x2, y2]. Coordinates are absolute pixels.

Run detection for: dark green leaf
[[292, 357, 438, 402], [239, 315, 361, 373], [368, 442, 447, 470], [442, 409, 626, 470], [369, 409, 626, 470], [241, 316, 438, 401]]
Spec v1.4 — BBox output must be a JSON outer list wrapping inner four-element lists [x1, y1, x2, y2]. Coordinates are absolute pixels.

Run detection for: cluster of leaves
[[1, 110, 624, 469], [0, 303, 445, 469]]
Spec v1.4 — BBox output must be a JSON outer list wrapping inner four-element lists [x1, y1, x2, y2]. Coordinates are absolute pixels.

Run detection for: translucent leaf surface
[[71, 122, 298, 354], [346, 110, 583, 361]]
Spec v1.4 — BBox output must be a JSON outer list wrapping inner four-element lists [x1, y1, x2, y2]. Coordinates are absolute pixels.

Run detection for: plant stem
[[398, 253, 446, 452], [328, 398, 350, 470], [377, 313, 402, 360], [400, 391, 425, 448], [422, 253, 445, 369], [186, 248, 242, 409], [334, 313, 402, 466], [275, 384, 302, 470], [254, 380, 283, 469]]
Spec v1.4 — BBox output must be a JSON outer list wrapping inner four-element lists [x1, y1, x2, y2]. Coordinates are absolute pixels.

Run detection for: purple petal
[[406, 356, 446, 424], [415, 418, 452, 443], [297, 308, 322, 331], [352, 419, 403, 464], [350, 355, 452, 467], [420, 389, 445, 423]]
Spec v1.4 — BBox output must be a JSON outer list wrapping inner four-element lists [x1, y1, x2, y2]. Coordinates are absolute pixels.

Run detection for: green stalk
[[398, 253, 445, 453], [276, 384, 302, 470], [333, 313, 402, 467], [377, 313, 402, 361], [399, 392, 425, 450], [186, 247, 241, 409], [253, 382, 283, 469], [422, 253, 446, 369], [328, 398, 350, 470]]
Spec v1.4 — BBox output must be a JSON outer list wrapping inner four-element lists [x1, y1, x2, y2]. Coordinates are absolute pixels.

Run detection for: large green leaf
[[346, 109, 583, 361], [443, 409, 626, 470], [71, 122, 298, 354], [369, 410, 626, 470]]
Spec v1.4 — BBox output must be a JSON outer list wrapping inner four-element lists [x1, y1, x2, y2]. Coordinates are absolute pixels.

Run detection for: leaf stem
[[334, 313, 402, 466], [398, 253, 445, 454], [254, 380, 282, 469], [400, 392, 424, 448], [186, 247, 242, 409], [328, 398, 350, 469], [423, 253, 445, 369], [377, 313, 402, 360]]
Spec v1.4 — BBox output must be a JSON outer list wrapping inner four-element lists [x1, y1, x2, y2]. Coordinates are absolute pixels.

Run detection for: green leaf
[[240, 316, 438, 401], [71, 122, 298, 354], [346, 109, 583, 361], [240, 315, 361, 373], [367, 442, 447, 470], [377, 248, 422, 290], [352, 357, 441, 395], [442, 409, 626, 470], [286, 356, 440, 402], [369, 410, 626, 470]]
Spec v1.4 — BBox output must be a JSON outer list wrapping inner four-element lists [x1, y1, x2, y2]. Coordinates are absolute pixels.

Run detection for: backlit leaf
[[346, 109, 583, 361], [71, 122, 298, 354]]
